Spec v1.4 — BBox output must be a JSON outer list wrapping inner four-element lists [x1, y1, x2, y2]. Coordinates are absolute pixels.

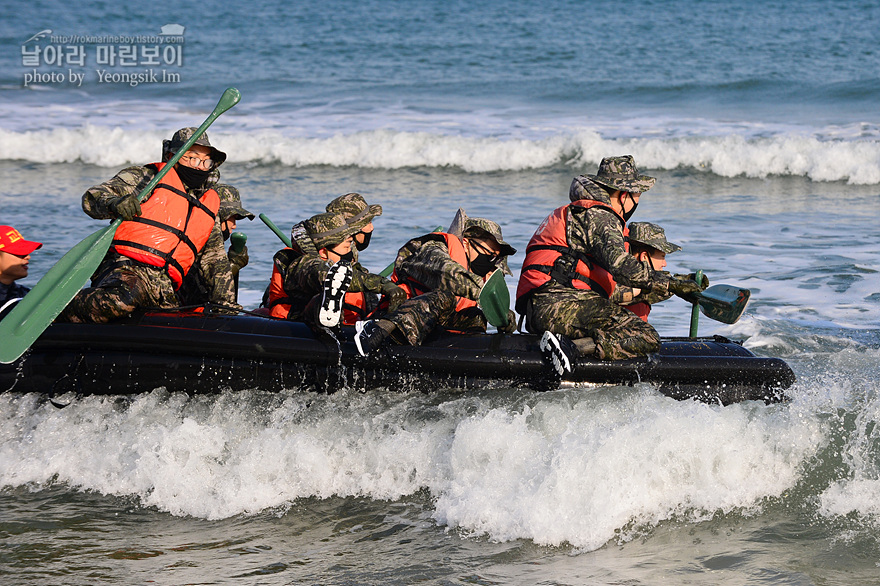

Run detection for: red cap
[[0, 226, 42, 256]]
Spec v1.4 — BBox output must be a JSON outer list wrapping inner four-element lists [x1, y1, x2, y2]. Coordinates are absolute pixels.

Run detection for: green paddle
[[259, 213, 292, 247], [0, 88, 242, 364], [479, 268, 511, 329]]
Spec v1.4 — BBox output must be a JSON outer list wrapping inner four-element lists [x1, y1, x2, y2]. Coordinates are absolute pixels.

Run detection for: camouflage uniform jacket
[[392, 236, 483, 301], [271, 248, 392, 319], [82, 165, 236, 306], [563, 177, 674, 297]]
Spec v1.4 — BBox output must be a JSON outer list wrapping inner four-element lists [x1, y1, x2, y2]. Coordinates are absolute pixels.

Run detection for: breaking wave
[[2, 125, 880, 184]]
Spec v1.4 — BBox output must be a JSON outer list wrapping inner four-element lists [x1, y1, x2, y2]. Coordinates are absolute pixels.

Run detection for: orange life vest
[[266, 248, 368, 324], [267, 256, 293, 319], [515, 199, 626, 313], [625, 301, 651, 321], [390, 232, 478, 313], [340, 293, 369, 325], [111, 162, 219, 288]]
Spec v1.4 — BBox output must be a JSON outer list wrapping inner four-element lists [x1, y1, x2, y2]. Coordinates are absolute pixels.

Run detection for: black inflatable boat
[[0, 308, 795, 404]]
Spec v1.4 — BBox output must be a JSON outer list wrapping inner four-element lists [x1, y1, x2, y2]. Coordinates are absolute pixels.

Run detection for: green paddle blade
[[0, 221, 120, 363], [479, 269, 510, 328], [0, 88, 242, 364], [697, 284, 750, 324]]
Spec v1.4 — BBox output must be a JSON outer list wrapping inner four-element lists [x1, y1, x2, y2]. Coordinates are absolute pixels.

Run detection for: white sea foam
[[2, 123, 880, 183], [0, 384, 823, 550]]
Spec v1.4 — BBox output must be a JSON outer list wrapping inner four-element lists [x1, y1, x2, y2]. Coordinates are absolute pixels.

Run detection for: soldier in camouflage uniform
[[325, 192, 381, 263], [264, 211, 403, 327], [354, 214, 517, 355], [620, 222, 709, 319], [325, 192, 407, 317], [58, 127, 240, 324], [612, 221, 679, 316], [177, 184, 254, 305], [516, 155, 706, 372]]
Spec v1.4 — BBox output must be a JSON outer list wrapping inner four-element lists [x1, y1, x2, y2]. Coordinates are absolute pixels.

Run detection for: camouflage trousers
[[57, 257, 179, 324], [382, 290, 486, 346], [524, 286, 660, 361]]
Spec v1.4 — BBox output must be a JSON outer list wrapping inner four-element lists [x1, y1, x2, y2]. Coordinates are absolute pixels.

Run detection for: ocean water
[[2, 1, 880, 584]]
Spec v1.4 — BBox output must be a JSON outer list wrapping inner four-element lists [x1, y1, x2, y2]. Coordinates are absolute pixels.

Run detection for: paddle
[[259, 213, 292, 247], [229, 231, 247, 302], [479, 269, 511, 329], [687, 270, 751, 337], [0, 88, 242, 364]]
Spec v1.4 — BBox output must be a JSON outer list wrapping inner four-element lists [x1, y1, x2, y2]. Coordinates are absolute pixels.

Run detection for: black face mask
[[175, 164, 211, 190], [622, 193, 639, 222], [355, 231, 372, 251], [469, 253, 497, 278], [338, 250, 354, 263]]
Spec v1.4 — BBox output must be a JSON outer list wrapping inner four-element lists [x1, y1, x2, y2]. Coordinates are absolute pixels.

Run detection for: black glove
[[668, 277, 704, 300], [381, 282, 407, 312], [674, 273, 709, 290], [110, 194, 142, 221], [498, 309, 517, 334]]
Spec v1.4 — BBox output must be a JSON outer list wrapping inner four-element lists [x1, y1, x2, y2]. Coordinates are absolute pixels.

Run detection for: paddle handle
[[230, 231, 247, 253], [229, 232, 246, 303], [259, 213, 292, 247], [688, 269, 704, 337]]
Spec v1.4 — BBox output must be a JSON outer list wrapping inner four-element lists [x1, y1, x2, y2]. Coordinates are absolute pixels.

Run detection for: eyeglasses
[[179, 154, 213, 170]]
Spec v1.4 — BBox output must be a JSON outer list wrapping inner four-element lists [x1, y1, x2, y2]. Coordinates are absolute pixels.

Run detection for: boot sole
[[540, 331, 572, 376], [318, 263, 352, 328]]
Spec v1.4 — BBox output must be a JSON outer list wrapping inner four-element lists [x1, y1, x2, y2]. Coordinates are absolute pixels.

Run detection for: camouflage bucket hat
[[627, 222, 681, 254], [463, 217, 517, 275], [163, 127, 228, 166], [325, 193, 382, 232], [587, 155, 655, 193], [215, 184, 255, 221], [304, 212, 360, 251]]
